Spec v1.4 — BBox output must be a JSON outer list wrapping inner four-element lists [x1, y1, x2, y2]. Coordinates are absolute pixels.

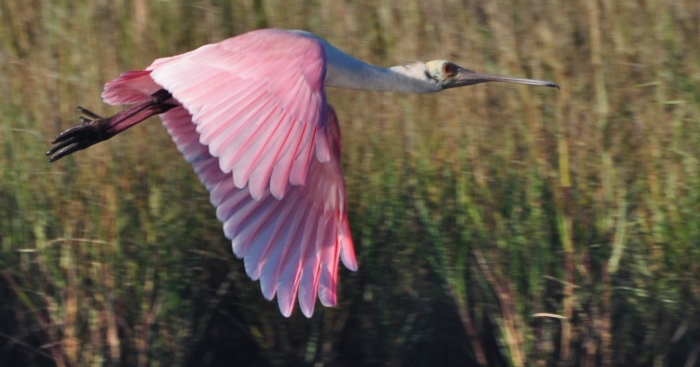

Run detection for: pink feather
[[101, 29, 356, 317]]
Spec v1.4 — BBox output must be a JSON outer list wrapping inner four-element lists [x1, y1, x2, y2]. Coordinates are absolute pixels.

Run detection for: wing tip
[[339, 233, 358, 271], [298, 283, 318, 317], [277, 294, 294, 317]]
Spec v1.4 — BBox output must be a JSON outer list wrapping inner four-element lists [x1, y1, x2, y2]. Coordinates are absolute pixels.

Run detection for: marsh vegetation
[[1, 0, 699, 366]]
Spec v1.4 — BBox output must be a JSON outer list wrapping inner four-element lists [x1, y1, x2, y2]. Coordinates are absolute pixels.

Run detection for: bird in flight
[[47, 28, 558, 317]]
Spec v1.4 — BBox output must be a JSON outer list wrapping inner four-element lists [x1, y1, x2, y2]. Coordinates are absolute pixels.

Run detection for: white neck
[[295, 31, 441, 94]]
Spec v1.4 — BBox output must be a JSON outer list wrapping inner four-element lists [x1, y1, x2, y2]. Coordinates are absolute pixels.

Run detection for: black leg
[[47, 90, 175, 162]]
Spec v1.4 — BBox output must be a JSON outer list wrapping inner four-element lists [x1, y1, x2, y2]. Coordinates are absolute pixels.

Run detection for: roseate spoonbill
[[47, 28, 558, 317]]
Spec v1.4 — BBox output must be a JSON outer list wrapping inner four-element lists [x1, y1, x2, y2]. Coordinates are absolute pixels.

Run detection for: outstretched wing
[[101, 29, 357, 317], [105, 29, 332, 200], [159, 105, 356, 317]]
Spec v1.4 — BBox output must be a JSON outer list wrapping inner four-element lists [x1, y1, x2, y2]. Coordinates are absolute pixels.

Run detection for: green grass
[[1, 0, 700, 366]]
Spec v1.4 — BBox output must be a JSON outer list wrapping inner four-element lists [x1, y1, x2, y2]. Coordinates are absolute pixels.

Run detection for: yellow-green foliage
[[1, 1, 699, 366]]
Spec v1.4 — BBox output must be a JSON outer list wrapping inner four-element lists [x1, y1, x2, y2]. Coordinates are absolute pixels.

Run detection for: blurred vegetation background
[[1, 0, 699, 366]]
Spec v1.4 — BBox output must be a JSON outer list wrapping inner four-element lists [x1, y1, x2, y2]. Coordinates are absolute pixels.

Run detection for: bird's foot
[[46, 107, 116, 162]]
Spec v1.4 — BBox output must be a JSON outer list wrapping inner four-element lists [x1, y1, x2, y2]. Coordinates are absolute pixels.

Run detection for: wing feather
[[298, 215, 326, 315], [244, 191, 299, 280], [101, 29, 357, 317], [195, 80, 259, 135], [317, 214, 339, 307], [290, 124, 316, 186], [276, 202, 320, 316], [102, 70, 161, 105], [148, 29, 329, 199], [247, 110, 295, 200]]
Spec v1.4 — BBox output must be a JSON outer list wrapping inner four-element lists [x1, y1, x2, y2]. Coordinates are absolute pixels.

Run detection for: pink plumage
[[101, 29, 356, 317], [49, 27, 558, 317]]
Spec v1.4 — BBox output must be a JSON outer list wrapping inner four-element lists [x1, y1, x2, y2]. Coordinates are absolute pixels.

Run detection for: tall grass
[[1, 0, 699, 366]]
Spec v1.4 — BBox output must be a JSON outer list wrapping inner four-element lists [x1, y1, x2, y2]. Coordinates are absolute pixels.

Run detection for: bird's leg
[[47, 89, 176, 162]]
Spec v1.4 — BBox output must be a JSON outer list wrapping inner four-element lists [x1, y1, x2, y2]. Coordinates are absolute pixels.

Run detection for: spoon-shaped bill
[[451, 67, 560, 89]]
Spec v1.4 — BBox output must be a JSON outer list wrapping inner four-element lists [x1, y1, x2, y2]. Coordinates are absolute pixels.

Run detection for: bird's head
[[424, 60, 559, 90]]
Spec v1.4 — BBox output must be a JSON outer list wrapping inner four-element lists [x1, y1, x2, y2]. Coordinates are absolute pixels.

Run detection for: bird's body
[[48, 28, 557, 317]]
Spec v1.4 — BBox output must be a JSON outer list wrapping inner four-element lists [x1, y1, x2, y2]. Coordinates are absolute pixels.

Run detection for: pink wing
[[150, 29, 331, 201], [101, 29, 357, 317]]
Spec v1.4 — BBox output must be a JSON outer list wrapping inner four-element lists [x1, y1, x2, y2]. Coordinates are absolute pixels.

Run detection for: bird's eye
[[442, 62, 457, 77]]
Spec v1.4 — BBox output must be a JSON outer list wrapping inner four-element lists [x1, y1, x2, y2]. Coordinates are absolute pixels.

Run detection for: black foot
[[46, 107, 116, 162]]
